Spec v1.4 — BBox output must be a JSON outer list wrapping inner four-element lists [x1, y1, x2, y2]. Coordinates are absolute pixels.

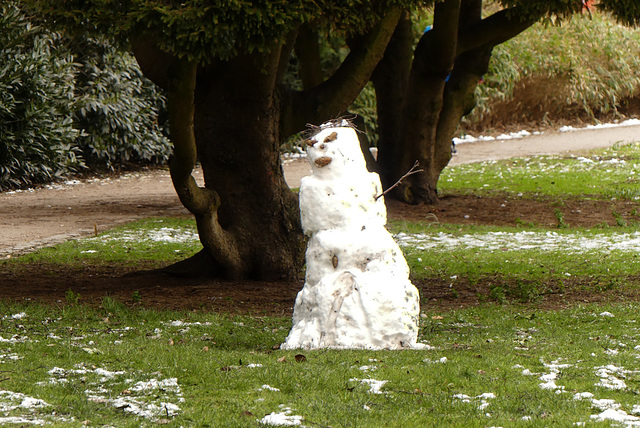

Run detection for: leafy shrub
[[0, 2, 170, 190], [72, 37, 171, 170], [466, 12, 640, 126], [0, 3, 80, 189]]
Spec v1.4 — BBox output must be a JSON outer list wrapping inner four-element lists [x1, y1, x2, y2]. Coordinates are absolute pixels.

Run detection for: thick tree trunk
[[134, 38, 305, 280], [388, 0, 461, 204], [192, 53, 305, 281], [372, 11, 414, 188], [164, 58, 245, 279]]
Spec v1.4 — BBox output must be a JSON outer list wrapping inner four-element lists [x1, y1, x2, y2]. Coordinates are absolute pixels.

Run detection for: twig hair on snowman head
[[304, 115, 359, 138], [302, 116, 360, 149]]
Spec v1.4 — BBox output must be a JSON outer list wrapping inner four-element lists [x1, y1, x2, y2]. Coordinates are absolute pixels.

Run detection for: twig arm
[[375, 161, 423, 200]]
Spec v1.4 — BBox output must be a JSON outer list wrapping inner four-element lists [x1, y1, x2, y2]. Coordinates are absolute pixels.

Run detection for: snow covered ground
[[453, 119, 640, 145], [395, 230, 640, 254]]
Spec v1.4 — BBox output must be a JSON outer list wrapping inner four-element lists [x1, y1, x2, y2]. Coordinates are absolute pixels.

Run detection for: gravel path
[[2, 123, 639, 257]]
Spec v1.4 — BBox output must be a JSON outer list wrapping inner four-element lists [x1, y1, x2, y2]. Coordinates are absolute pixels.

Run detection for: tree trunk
[[190, 52, 305, 281], [372, 11, 414, 188], [385, 0, 461, 204], [375, 0, 537, 205], [134, 38, 306, 281]]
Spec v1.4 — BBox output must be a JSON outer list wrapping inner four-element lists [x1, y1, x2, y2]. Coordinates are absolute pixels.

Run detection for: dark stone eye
[[324, 132, 338, 143]]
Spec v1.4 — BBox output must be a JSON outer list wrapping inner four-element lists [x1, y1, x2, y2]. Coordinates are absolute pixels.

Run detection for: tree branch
[[457, 7, 537, 54], [282, 8, 402, 137], [375, 161, 423, 200], [167, 59, 216, 216], [131, 34, 175, 90], [294, 22, 324, 89], [166, 58, 244, 277]]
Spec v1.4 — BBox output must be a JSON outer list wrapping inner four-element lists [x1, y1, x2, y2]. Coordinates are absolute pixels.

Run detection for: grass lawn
[[3, 143, 640, 426], [3, 301, 640, 426]]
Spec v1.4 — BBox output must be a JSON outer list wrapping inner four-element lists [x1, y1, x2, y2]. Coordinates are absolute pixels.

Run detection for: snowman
[[282, 121, 422, 350]]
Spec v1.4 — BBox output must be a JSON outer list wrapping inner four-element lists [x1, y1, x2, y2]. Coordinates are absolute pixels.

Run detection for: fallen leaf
[[277, 356, 287, 363], [202, 346, 209, 352], [431, 315, 444, 320], [168, 339, 174, 346], [294, 354, 307, 362]]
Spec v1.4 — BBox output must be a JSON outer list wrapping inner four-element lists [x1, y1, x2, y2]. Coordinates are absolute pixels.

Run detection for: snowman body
[[282, 124, 422, 350]]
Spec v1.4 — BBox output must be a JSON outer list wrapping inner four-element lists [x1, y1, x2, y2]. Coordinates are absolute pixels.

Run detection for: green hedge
[[0, 2, 170, 191], [0, 4, 79, 188], [72, 37, 171, 170]]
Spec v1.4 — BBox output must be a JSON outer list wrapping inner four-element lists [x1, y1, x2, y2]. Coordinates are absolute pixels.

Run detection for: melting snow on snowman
[[282, 120, 423, 350]]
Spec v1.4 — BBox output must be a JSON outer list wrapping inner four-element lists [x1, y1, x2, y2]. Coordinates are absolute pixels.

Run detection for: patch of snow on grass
[[423, 357, 448, 364], [453, 394, 472, 403], [91, 227, 199, 244], [0, 353, 22, 362], [595, 365, 634, 390], [44, 365, 183, 421], [358, 365, 376, 372], [0, 416, 47, 426], [0, 390, 66, 425], [395, 231, 640, 253], [591, 408, 640, 425], [0, 335, 29, 343], [163, 320, 212, 327], [259, 407, 304, 426], [3, 312, 27, 320], [0, 390, 50, 411], [536, 360, 572, 392], [350, 378, 388, 394], [573, 392, 594, 401], [110, 397, 181, 420], [259, 385, 281, 392], [453, 392, 496, 411]]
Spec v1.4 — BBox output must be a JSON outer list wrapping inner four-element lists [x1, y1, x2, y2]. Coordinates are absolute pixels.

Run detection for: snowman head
[[304, 125, 367, 178]]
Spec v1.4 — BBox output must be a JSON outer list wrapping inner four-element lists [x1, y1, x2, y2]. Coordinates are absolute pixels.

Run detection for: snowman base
[[281, 270, 422, 350]]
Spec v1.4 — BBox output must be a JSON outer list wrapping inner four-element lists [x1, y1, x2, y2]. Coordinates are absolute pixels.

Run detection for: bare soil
[[2, 124, 640, 315]]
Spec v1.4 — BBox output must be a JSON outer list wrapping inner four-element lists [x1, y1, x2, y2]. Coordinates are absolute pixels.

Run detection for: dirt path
[[2, 124, 639, 257]]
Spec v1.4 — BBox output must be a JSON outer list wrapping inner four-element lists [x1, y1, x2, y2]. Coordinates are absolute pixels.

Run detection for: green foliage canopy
[[599, 0, 640, 26], [496, 0, 584, 19], [25, 0, 422, 63]]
